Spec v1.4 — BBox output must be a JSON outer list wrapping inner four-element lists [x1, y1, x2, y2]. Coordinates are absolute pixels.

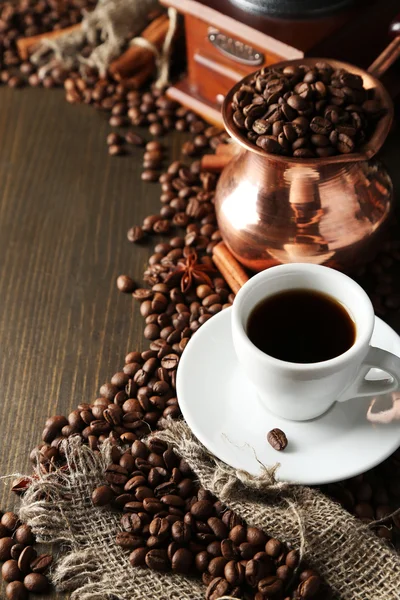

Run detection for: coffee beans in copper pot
[[231, 62, 385, 157]]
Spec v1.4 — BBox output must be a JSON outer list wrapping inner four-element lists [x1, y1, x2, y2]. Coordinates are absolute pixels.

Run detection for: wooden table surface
[[0, 85, 399, 599]]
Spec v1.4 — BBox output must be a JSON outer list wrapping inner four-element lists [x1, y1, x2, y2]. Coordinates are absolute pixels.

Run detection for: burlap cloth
[[19, 420, 400, 600], [30, 0, 178, 87]]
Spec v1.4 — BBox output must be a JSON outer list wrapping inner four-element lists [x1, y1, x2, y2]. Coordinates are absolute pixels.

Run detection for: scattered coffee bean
[[107, 132, 123, 146], [13, 525, 34, 546], [267, 428, 288, 451], [2, 559, 23, 582], [24, 573, 48, 593], [18, 546, 37, 574], [2, 513, 19, 532], [142, 170, 159, 182], [108, 144, 125, 156], [30, 554, 53, 574], [117, 275, 136, 294], [125, 132, 145, 146], [5, 581, 28, 600], [127, 225, 146, 243]]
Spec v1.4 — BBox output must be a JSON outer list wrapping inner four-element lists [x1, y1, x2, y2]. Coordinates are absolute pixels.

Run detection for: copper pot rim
[[222, 57, 394, 167]]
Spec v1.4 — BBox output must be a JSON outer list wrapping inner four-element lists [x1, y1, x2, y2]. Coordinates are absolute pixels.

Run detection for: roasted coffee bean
[[208, 556, 228, 577], [5, 581, 28, 600], [256, 135, 281, 154], [18, 546, 36, 574], [145, 548, 169, 571], [10, 545, 24, 561], [30, 554, 53, 574], [161, 494, 185, 507], [246, 557, 274, 586], [229, 524, 247, 545], [265, 538, 283, 557], [105, 464, 128, 486], [205, 577, 230, 600], [107, 132, 123, 146], [207, 517, 228, 540], [24, 573, 48, 593], [13, 525, 34, 546], [224, 560, 245, 586], [222, 511, 242, 529], [171, 520, 191, 543], [337, 132, 355, 154], [221, 539, 239, 560], [207, 540, 222, 557], [191, 500, 213, 519], [143, 498, 164, 513], [127, 225, 146, 243], [116, 532, 144, 549], [142, 170, 160, 182], [149, 517, 170, 539], [108, 144, 125, 156], [298, 574, 321, 598], [247, 526, 268, 546], [2, 513, 19, 532], [125, 131, 145, 146], [276, 564, 292, 580], [258, 575, 283, 595], [0, 522, 10, 537], [195, 550, 210, 572], [2, 560, 23, 582], [92, 485, 114, 506], [129, 547, 148, 566], [239, 542, 256, 560], [0, 538, 15, 561], [286, 549, 299, 569], [117, 274, 136, 293], [354, 502, 374, 519], [171, 547, 193, 573], [267, 428, 288, 451]]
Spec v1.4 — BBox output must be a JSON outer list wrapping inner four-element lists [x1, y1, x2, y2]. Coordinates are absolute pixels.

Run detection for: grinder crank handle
[[368, 13, 400, 79]]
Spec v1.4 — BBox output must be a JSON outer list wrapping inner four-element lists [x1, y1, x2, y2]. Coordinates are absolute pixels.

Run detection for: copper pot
[[215, 24, 400, 273]]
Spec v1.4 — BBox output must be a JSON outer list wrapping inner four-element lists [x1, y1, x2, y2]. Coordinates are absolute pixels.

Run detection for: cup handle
[[339, 346, 400, 401]]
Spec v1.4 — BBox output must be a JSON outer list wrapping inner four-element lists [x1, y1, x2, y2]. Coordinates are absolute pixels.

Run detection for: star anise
[[165, 251, 217, 293]]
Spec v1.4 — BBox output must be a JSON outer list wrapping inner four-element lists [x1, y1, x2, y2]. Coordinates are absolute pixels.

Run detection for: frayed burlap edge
[[19, 436, 205, 600], [155, 419, 400, 600], [30, 0, 160, 77], [18, 421, 400, 600]]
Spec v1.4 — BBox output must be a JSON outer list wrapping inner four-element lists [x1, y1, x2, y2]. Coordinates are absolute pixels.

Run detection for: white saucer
[[177, 307, 400, 485]]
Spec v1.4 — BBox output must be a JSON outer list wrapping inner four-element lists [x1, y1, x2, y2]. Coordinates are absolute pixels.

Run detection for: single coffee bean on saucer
[[267, 429, 288, 451]]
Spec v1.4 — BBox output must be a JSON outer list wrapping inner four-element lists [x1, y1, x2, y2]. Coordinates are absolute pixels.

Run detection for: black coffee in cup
[[246, 289, 356, 363]]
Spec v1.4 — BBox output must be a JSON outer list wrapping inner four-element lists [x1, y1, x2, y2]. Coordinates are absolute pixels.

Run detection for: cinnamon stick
[[201, 154, 233, 173], [109, 14, 169, 81], [121, 62, 157, 90], [17, 23, 81, 60], [212, 242, 249, 294]]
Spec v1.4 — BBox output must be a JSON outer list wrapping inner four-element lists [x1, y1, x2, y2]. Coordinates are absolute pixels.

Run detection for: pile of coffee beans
[[0, 511, 52, 600], [91, 437, 322, 600], [231, 62, 385, 157], [0, 0, 95, 89], [63, 74, 229, 157]]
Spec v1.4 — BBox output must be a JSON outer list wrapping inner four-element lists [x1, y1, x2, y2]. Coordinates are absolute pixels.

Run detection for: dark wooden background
[[0, 85, 399, 599]]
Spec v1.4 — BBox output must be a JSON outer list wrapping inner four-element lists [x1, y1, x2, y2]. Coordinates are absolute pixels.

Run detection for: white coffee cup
[[232, 263, 400, 421]]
